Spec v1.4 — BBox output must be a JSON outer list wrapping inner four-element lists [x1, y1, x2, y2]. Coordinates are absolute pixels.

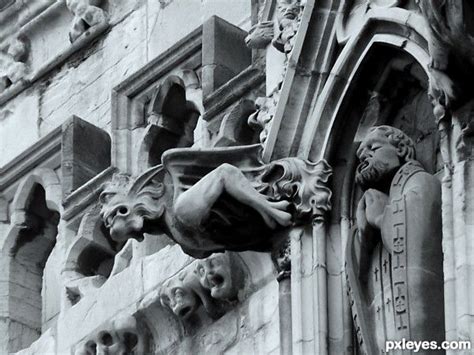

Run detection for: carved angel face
[[160, 278, 199, 319], [195, 253, 236, 300]]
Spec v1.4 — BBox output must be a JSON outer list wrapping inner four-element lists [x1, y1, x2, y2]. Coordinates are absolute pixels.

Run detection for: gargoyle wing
[[161, 144, 264, 198]]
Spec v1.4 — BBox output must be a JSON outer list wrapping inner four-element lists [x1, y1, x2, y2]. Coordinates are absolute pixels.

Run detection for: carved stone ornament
[[245, 21, 275, 49], [74, 315, 149, 355], [345, 126, 445, 354], [416, 0, 474, 121], [159, 267, 223, 320], [248, 94, 279, 144], [100, 144, 332, 259], [272, 0, 305, 54], [195, 252, 245, 300], [66, 0, 109, 43], [0, 37, 28, 91]]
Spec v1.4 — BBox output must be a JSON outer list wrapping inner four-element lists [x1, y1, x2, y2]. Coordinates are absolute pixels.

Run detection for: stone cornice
[[0, 125, 62, 193], [62, 166, 117, 222], [202, 62, 265, 121]]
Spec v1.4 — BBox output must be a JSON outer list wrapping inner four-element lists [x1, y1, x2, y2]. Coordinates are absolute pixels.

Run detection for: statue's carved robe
[[346, 161, 445, 354]]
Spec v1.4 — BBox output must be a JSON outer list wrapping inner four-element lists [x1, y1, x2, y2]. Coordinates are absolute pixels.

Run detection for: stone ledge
[[203, 62, 265, 122]]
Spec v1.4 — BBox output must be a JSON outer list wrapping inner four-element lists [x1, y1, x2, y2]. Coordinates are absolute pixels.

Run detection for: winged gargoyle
[[100, 144, 332, 258], [417, 0, 474, 120]]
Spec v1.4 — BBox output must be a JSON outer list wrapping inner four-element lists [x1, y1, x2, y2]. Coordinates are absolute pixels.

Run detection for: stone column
[[439, 103, 474, 352], [290, 219, 328, 355]]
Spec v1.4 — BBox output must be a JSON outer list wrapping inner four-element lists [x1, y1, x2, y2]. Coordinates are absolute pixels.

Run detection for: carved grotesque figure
[[346, 126, 445, 354], [195, 252, 244, 300], [66, 0, 108, 42], [160, 273, 200, 319], [100, 144, 331, 259], [160, 269, 222, 319], [273, 0, 304, 53], [74, 315, 147, 355]]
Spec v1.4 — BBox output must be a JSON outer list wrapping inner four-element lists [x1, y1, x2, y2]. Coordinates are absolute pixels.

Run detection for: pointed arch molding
[[299, 7, 431, 161]]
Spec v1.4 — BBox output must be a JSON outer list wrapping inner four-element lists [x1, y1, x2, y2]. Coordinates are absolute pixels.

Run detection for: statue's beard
[[355, 159, 391, 188]]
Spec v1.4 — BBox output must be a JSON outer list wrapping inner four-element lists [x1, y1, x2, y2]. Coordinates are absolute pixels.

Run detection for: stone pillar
[[291, 219, 328, 355], [439, 102, 474, 352]]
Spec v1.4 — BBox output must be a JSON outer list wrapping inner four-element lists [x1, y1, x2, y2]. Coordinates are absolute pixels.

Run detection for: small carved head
[[100, 167, 167, 246], [74, 315, 145, 355], [159, 272, 200, 319], [356, 126, 415, 188], [195, 252, 244, 300]]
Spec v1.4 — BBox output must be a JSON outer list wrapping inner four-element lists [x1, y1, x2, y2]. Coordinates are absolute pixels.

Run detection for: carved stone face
[[356, 129, 402, 187], [196, 253, 235, 300], [100, 178, 166, 246], [160, 279, 199, 319]]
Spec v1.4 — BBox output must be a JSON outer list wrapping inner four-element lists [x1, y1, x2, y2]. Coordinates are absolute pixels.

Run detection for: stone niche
[[325, 44, 445, 354]]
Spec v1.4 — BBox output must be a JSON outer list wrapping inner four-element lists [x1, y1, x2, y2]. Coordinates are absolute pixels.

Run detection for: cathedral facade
[[0, 0, 472, 354]]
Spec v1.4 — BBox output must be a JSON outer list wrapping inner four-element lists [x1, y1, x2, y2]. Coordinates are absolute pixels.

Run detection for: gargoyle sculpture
[[417, 0, 474, 120], [100, 144, 331, 258]]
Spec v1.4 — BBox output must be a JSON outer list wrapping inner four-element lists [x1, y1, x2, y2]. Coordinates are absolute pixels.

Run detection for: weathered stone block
[[61, 115, 111, 198], [202, 16, 251, 97]]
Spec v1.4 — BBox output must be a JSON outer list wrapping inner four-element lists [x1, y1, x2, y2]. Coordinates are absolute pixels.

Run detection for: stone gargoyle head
[[99, 166, 169, 247]]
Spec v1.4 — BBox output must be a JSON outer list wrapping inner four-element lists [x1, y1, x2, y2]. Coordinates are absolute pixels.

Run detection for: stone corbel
[[66, 0, 109, 43], [159, 267, 224, 320], [195, 252, 246, 300], [160, 252, 247, 320], [74, 315, 149, 355]]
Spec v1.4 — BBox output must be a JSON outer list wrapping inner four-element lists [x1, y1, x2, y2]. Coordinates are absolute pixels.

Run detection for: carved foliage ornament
[[100, 144, 332, 259]]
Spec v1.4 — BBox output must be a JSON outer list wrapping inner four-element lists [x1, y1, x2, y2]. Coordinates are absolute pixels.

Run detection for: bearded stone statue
[[346, 126, 445, 354]]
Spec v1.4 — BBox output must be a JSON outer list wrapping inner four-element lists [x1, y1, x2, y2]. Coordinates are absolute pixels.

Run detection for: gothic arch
[[137, 70, 202, 170], [298, 7, 432, 161], [0, 168, 62, 353]]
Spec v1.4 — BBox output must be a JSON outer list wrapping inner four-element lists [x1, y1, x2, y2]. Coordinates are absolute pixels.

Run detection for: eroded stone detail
[[248, 94, 279, 144], [272, 0, 304, 54], [417, 0, 474, 121], [245, 21, 274, 49], [345, 125, 445, 354], [100, 144, 332, 258], [0, 37, 28, 91], [66, 0, 108, 43], [74, 315, 148, 355]]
